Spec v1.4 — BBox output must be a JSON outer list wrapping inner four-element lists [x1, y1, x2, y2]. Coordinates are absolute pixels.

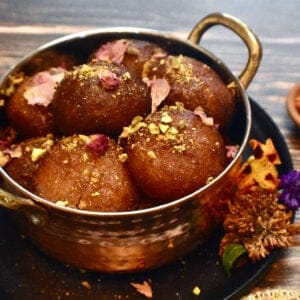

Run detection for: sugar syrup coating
[[51, 61, 151, 136], [24, 50, 78, 75], [142, 54, 236, 129], [5, 68, 65, 138], [91, 38, 168, 78], [33, 134, 139, 212], [120, 104, 227, 203], [4, 134, 55, 191]]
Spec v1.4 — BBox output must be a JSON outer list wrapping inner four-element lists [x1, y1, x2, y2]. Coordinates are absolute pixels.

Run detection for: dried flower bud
[[86, 134, 109, 156]]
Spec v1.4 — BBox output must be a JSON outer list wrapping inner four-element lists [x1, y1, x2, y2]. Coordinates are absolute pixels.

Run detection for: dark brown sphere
[[6, 68, 66, 138], [143, 54, 236, 129], [120, 103, 227, 203], [91, 38, 167, 78], [23, 50, 78, 75], [33, 134, 138, 212], [51, 61, 151, 136], [4, 134, 55, 191], [122, 39, 167, 78]]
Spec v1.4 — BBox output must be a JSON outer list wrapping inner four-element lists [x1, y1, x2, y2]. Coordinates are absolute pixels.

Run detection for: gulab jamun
[[33, 134, 138, 212], [51, 61, 151, 136], [142, 54, 235, 129], [23, 50, 78, 75], [119, 103, 227, 203], [6, 67, 65, 138], [91, 38, 167, 78], [4, 134, 55, 190]]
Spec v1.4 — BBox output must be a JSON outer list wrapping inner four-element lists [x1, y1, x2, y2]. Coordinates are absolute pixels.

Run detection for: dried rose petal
[[94, 39, 129, 64], [24, 67, 65, 107], [98, 69, 120, 90], [151, 51, 167, 59], [126, 44, 140, 56], [0, 144, 22, 166], [194, 106, 214, 126], [225, 145, 239, 159], [86, 134, 109, 156], [130, 280, 153, 299], [143, 78, 170, 113]]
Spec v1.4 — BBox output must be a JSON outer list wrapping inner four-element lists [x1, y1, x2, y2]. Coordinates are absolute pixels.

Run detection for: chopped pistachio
[[118, 153, 128, 162], [90, 177, 98, 184], [174, 144, 186, 152], [82, 152, 89, 162], [31, 147, 47, 162], [122, 71, 131, 80], [91, 192, 100, 197], [161, 112, 173, 123], [78, 134, 89, 143], [159, 123, 169, 133], [206, 176, 214, 184], [148, 123, 160, 135], [147, 150, 157, 159], [0, 152, 9, 167], [168, 126, 179, 134], [56, 200, 69, 207], [169, 55, 182, 70]]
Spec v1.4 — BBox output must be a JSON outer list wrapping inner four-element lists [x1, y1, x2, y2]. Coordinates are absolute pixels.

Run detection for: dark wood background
[[0, 0, 299, 297]]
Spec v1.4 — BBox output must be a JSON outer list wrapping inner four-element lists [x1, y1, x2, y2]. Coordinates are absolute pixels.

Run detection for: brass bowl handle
[[0, 187, 48, 226], [188, 12, 262, 89]]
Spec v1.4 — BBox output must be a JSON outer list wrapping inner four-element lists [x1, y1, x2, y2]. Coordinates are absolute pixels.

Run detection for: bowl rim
[[0, 26, 252, 217]]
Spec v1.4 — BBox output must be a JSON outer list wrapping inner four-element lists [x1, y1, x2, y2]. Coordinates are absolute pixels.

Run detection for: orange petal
[[249, 138, 281, 165]]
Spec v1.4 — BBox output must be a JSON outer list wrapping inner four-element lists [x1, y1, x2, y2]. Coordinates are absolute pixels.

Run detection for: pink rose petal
[[151, 51, 167, 59], [86, 134, 109, 156], [94, 39, 129, 64], [143, 78, 170, 113], [3, 144, 22, 159], [24, 67, 65, 107], [130, 280, 153, 299], [194, 106, 214, 126], [98, 69, 120, 90], [225, 145, 239, 159]]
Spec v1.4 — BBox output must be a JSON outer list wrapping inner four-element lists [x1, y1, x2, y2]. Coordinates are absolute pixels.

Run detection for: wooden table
[[0, 0, 299, 298]]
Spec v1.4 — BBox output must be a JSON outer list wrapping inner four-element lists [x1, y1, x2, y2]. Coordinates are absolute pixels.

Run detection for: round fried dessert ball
[[120, 103, 227, 203], [33, 134, 138, 212], [91, 38, 167, 78], [4, 134, 55, 191], [51, 61, 151, 136], [142, 54, 235, 129], [24, 50, 78, 75], [6, 68, 66, 138]]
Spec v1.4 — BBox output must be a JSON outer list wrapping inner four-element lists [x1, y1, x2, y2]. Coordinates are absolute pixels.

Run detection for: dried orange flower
[[237, 138, 281, 192], [220, 188, 300, 261], [219, 138, 300, 267]]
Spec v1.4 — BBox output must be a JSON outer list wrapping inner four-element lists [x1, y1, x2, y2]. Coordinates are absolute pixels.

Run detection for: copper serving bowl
[[0, 13, 262, 272]]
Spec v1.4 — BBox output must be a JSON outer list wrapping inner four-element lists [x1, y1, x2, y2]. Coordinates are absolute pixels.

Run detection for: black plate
[[0, 99, 293, 300]]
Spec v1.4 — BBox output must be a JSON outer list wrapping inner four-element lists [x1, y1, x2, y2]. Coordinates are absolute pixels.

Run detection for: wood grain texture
[[0, 0, 299, 297]]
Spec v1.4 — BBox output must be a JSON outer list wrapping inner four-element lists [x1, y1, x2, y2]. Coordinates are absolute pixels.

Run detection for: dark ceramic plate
[[0, 99, 293, 300]]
